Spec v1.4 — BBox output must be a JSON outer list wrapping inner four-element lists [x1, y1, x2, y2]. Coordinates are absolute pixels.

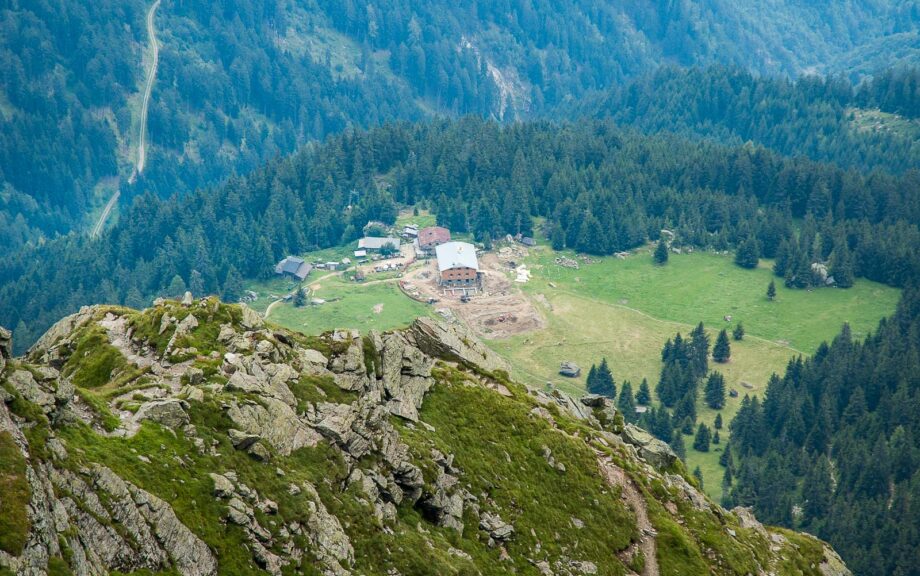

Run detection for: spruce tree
[[767, 280, 776, 301], [222, 266, 244, 303], [732, 322, 744, 341], [705, 372, 726, 409], [166, 274, 187, 298], [689, 322, 710, 378], [713, 430, 720, 444], [654, 238, 669, 264], [734, 236, 760, 269], [670, 432, 686, 462], [294, 287, 307, 307], [586, 364, 598, 393], [617, 381, 636, 421], [714, 413, 723, 430], [693, 466, 704, 489], [595, 358, 616, 398], [719, 443, 733, 468], [693, 423, 712, 452], [712, 329, 731, 363], [636, 379, 652, 405]]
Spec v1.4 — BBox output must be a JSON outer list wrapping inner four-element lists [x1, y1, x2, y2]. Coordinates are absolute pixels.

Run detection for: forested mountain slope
[[3, 119, 919, 353], [588, 66, 920, 173], [2, 0, 918, 248], [725, 288, 920, 576], [0, 297, 853, 576]]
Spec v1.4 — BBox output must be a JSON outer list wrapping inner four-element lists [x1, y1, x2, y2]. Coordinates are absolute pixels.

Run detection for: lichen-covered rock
[[227, 398, 320, 455], [0, 324, 12, 373], [409, 316, 509, 373], [135, 398, 190, 428], [621, 423, 677, 470]]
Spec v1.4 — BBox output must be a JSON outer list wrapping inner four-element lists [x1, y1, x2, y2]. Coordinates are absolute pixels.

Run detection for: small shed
[[274, 256, 312, 281]]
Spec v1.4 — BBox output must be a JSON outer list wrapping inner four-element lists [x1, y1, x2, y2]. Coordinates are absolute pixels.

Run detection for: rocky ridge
[[0, 298, 851, 576]]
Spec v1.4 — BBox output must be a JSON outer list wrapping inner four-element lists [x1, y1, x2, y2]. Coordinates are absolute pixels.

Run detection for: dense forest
[[590, 66, 920, 173], [2, 118, 919, 352], [724, 289, 920, 576], [2, 0, 918, 249]]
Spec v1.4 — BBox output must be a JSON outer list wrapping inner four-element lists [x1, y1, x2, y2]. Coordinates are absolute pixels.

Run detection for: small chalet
[[402, 224, 420, 238], [435, 241, 479, 286], [358, 237, 401, 252], [418, 226, 451, 256], [274, 256, 312, 281]]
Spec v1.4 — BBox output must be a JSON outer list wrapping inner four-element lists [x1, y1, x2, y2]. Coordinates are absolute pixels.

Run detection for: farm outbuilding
[[274, 256, 312, 281], [418, 226, 452, 256], [358, 237, 401, 251]]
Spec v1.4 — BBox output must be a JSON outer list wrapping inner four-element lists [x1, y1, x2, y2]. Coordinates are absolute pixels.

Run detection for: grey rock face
[[480, 512, 514, 541], [409, 316, 509, 373], [135, 398, 190, 429], [620, 424, 677, 470], [227, 398, 320, 456]]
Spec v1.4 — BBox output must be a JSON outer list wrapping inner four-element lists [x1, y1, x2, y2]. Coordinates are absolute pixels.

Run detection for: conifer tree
[[714, 413, 723, 430], [693, 466, 704, 489], [595, 358, 616, 398], [734, 236, 760, 269], [636, 379, 652, 405], [712, 329, 731, 363], [705, 372, 726, 409], [732, 322, 744, 341], [767, 279, 776, 301], [222, 266, 244, 303], [689, 322, 710, 378], [719, 443, 733, 468], [166, 274, 187, 298], [693, 423, 712, 452], [617, 381, 636, 421], [294, 286, 307, 307], [586, 364, 598, 392], [713, 430, 720, 444], [654, 238, 669, 264], [670, 432, 686, 462]]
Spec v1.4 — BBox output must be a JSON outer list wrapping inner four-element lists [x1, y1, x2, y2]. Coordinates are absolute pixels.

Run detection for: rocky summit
[[0, 298, 850, 576]]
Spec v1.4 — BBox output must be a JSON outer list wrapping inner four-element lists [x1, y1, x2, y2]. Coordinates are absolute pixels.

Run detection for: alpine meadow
[[1, 2, 919, 576]]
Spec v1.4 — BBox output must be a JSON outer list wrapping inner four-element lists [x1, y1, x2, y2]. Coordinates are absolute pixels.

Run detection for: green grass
[[265, 275, 431, 334], [489, 247, 899, 500], [395, 208, 437, 229], [0, 431, 30, 556]]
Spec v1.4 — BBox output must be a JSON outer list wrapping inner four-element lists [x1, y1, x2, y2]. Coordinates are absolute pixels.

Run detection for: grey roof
[[358, 237, 401, 250], [275, 256, 311, 280], [435, 241, 479, 272]]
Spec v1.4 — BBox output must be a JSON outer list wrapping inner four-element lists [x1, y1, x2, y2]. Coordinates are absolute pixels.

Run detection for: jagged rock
[[247, 441, 271, 461], [480, 512, 514, 541], [8, 369, 55, 410], [225, 370, 296, 407], [302, 482, 355, 574], [209, 473, 235, 498], [240, 304, 264, 330], [419, 470, 465, 531], [329, 337, 368, 391], [227, 399, 320, 456], [136, 399, 190, 429], [732, 506, 768, 537], [666, 474, 711, 511], [28, 307, 95, 358], [185, 366, 204, 385], [228, 428, 260, 449], [409, 317, 509, 373], [579, 394, 607, 408], [181, 291, 194, 306], [620, 424, 677, 470], [0, 325, 11, 374], [159, 314, 175, 335], [819, 545, 853, 576]]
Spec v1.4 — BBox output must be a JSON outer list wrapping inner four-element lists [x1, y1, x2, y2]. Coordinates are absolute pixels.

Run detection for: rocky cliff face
[[0, 298, 850, 576]]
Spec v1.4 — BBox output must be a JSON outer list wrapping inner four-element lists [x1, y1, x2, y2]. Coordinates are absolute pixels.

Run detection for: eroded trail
[[597, 456, 660, 576]]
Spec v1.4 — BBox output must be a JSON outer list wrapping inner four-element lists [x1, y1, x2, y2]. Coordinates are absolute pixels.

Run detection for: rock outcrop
[[0, 324, 11, 373], [0, 298, 851, 576]]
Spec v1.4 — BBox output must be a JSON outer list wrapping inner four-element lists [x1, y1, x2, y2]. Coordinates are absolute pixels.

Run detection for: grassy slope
[[489, 247, 899, 500], [0, 431, 29, 556]]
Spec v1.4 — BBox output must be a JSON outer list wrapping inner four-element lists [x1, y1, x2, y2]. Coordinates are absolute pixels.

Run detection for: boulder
[[409, 317, 509, 373], [227, 429, 260, 450], [28, 307, 95, 357], [136, 399, 190, 429], [480, 512, 514, 541], [181, 291, 194, 306], [239, 304, 264, 330], [209, 473, 235, 498], [620, 424, 677, 470], [580, 394, 607, 408], [8, 369, 55, 410], [227, 398, 320, 456]]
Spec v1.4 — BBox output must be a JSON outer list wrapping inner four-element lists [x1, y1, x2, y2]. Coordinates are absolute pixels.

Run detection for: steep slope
[[2, 0, 917, 247], [0, 298, 850, 575]]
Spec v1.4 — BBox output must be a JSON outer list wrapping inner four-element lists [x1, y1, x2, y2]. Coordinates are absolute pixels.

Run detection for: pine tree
[[166, 274, 187, 298], [636, 379, 652, 405], [586, 364, 598, 392], [734, 236, 760, 269], [617, 381, 636, 421], [125, 286, 146, 310], [713, 430, 720, 444], [294, 287, 307, 307], [712, 329, 731, 363], [654, 238, 669, 265], [692, 466, 704, 489], [693, 423, 712, 452], [714, 413, 723, 430], [670, 432, 686, 461], [767, 280, 776, 301], [594, 358, 616, 398], [705, 372, 726, 409], [689, 322, 710, 379], [222, 266, 244, 303], [719, 443, 733, 468], [732, 323, 744, 341], [830, 242, 855, 288]]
